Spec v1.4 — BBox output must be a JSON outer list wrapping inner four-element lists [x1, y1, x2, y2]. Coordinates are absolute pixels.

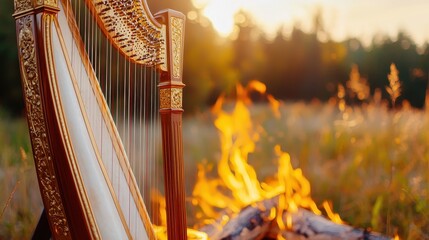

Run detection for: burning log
[[273, 209, 392, 240], [199, 195, 392, 240], [193, 82, 395, 240], [199, 196, 277, 239]]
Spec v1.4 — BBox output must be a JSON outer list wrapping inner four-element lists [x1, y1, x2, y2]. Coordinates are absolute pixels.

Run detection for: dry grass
[[347, 64, 370, 101], [386, 63, 402, 108], [183, 101, 429, 239], [0, 115, 42, 240], [1, 97, 428, 239]]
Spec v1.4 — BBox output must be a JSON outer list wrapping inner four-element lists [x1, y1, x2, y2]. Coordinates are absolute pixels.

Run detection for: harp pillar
[[156, 10, 187, 240], [13, 0, 99, 239]]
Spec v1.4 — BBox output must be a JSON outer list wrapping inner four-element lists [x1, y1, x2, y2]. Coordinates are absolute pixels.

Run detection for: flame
[[153, 190, 208, 240], [192, 81, 342, 236], [322, 201, 343, 224], [154, 226, 208, 240]]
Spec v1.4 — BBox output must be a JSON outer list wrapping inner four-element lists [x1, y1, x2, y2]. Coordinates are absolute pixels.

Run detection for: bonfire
[[156, 81, 395, 240]]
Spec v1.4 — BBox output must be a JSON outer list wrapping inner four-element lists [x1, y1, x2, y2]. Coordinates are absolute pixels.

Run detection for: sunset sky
[[192, 0, 429, 46]]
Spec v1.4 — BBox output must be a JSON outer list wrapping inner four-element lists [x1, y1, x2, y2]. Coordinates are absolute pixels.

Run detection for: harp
[[13, 0, 186, 238]]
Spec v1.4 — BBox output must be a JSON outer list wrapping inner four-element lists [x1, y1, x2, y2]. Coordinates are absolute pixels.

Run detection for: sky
[[192, 0, 429, 46]]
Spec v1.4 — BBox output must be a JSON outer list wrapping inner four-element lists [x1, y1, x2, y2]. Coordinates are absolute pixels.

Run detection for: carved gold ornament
[[18, 16, 70, 238], [92, 0, 164, 65], [160, 88, 182, 109], [14, 0, 57, 14], [170, 17, 183, 79], [14, 0, 32, 14], [36, 0, 57, 7]]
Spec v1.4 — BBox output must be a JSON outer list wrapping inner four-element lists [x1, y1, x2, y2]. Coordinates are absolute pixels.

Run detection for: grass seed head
[[386, 63, 402, 107]]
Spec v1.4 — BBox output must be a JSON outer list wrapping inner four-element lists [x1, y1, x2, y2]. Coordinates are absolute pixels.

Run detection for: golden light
[[191, 0, 301, 38], [191, 0, 429, 45], [191, 81, 343, 238], [199, 0, 239, 37]]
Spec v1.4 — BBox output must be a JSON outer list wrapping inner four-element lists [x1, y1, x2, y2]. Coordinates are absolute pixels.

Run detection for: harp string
[[64, 0, 164, 228]]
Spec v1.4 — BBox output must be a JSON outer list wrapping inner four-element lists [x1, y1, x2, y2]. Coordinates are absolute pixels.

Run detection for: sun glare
[[192, 0, 302, 38], [191, 0, 429, 45], [202, 0, 238, 37]]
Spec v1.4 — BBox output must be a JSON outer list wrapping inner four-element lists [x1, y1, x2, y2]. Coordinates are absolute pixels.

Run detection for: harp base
[[32, 209, 51, 240]]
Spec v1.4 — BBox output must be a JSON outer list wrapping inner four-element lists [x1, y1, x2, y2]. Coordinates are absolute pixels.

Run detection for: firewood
[[199, 195, 392, 240], [269, 208, 391, 240], [199, 197, 277, 239]]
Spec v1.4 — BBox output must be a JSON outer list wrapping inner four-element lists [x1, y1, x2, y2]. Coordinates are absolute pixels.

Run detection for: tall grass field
[[184, 101, 429, 239], [1, 101, 428, 239]]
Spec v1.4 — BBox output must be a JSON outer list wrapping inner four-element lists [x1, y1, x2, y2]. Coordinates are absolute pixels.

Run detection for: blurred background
[[1, 0, 429, 239], [2, 0, 429, 116], [149, 0, 429, 113]]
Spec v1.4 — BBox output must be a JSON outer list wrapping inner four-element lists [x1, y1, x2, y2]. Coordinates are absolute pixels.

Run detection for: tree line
[[148, 1, 429, 112], [1, 0, 428, 116]]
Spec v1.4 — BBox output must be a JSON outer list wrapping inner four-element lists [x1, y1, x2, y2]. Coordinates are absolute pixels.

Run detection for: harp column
[[155, 10, 187, 240], [13, 0, 98, 239]]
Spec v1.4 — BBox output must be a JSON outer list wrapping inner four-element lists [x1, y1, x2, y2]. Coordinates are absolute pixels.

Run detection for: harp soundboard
[[13, 0, 186, 238]]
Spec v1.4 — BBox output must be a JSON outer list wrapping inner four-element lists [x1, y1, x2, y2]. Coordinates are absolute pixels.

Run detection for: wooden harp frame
[[12, 0, 186, 238]]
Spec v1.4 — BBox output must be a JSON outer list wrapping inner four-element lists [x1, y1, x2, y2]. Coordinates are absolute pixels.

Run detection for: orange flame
[[192, 81, 342, 236], [393, 233, 400, 240], [154, 226, 208, 240], [153, 190, 208, 239], [323, 200, 343, 224]]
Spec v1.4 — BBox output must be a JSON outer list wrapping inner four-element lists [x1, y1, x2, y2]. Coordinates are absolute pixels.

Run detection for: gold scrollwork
[[18, 16, 70, 238], [170, 17, 183, 79], [14, 0, 32, 13], [14, 0, 57, 14], [92, 0, 163, 65], [160, 88, 182, 109], [38, 0, 57, 7]]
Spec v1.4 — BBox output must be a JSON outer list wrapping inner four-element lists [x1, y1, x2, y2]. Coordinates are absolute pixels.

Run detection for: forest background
[[1, 0, 429, 115]]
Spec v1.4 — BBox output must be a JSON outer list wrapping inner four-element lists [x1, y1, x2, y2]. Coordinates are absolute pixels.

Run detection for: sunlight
[[192, 0, 323, 38], [191, 0, 429, 45], [202, 0, 239, 37]]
